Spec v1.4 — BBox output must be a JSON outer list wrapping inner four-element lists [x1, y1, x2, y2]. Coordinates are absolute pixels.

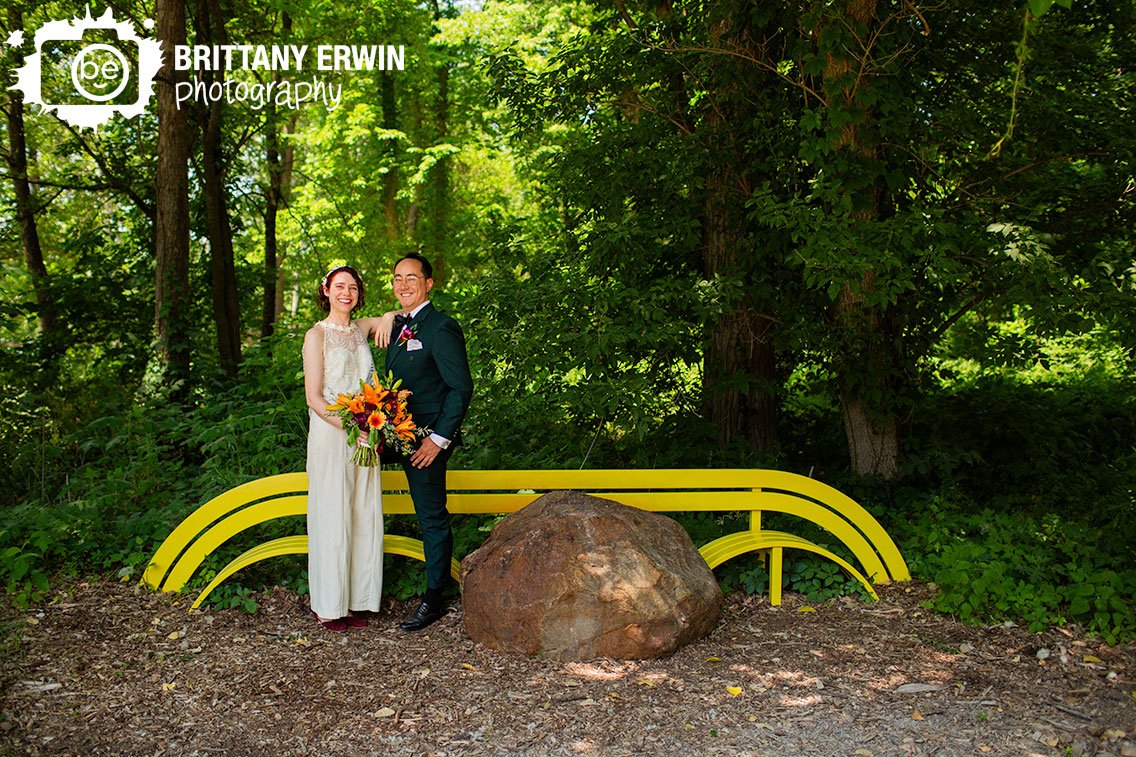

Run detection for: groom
[[385, 253, 474, 631]]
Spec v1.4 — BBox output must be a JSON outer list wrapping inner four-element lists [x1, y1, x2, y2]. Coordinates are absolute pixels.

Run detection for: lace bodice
[[317, 321, 375, 403]]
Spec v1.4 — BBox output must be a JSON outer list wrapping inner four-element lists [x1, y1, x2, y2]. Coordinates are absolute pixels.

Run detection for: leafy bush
[[892, 495, 1136, 644]]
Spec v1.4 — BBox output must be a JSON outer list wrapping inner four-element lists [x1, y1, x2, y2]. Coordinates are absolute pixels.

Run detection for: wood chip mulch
[[1, 580, 1133, 756]]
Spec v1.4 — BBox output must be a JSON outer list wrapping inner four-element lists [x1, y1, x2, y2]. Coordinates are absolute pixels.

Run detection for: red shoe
[[345, 614, 368, 629], [315, 616, 348, 633]]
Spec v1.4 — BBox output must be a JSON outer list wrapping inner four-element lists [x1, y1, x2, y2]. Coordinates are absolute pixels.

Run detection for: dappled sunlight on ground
[[563, 659, 639, 681], [1, 581, 1131, 756]]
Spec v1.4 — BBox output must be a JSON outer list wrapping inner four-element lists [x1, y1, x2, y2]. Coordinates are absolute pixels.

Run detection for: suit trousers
[[400, 445, 454, 592]]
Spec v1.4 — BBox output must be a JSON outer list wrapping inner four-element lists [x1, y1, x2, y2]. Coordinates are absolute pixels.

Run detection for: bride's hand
[[356, 430, 369, 448], [373, 310, 397, 348]]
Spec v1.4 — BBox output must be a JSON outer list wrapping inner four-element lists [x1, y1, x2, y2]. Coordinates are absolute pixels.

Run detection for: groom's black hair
[[395, 252, 433, 279]]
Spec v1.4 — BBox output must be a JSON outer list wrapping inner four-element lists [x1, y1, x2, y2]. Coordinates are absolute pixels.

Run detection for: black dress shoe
[[398, 601, 443, 632]]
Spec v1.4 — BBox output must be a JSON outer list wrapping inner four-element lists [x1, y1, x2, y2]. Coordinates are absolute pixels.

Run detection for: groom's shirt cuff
[[429, 433, 451, 449]]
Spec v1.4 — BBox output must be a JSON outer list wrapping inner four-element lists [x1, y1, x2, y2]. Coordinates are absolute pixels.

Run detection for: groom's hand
[[409, 437, 442, 469]]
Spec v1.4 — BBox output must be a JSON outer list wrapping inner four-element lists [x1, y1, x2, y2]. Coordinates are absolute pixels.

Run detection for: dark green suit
[[385, 302, 473, 593]]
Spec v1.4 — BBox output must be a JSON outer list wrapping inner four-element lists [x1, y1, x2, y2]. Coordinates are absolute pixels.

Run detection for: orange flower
[[327, 393, 354, 412], [367, 411, 386, 429], [362, 382, 388, 407], [346, 395, 366, 414]]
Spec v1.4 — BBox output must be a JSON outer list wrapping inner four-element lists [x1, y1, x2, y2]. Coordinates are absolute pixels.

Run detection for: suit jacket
[[385, 302, 473, 445]]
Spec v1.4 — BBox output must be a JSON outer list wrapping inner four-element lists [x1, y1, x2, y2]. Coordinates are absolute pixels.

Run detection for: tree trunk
[[701, 165, 777, 454], [379, 71, 401, 239], [430, 61, 450, 285], [820, 0, 900, 478], [261, 13, 295, 337], [428, 0, 451, 283], [6, 8, 60, 339], [262, 106, 280, 339], [696, 8, 777, 455], [196, 0, 241, 376], [154, 0, 193, 401]]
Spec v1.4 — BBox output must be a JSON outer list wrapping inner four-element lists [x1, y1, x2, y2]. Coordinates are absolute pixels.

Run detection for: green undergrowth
[[2, 324, 1133, 643]]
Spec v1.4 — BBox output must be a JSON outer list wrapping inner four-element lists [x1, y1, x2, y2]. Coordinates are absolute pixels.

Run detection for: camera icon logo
[[9, 7, 164, 129]]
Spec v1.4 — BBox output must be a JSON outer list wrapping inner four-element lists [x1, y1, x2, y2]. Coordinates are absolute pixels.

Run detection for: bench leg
[[769, 546, 783, 607]]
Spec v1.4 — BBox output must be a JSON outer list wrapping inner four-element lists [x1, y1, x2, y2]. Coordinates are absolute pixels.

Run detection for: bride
[[301, 265, 395, 632]]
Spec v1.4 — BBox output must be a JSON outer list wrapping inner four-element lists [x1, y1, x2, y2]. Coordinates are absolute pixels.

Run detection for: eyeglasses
[[391, 275, 422, 286]]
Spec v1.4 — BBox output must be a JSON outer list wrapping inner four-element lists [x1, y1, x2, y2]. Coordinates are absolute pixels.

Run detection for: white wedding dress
[[306, 320, 383, 619]]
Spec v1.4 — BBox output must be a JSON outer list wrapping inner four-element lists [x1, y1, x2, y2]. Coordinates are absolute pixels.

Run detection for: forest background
[[1, 0, 1133, 643]]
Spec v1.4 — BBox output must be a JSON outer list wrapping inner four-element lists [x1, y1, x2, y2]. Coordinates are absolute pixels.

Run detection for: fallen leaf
[[727, 686, 743, 696], [459, 663, 476, 670], [912, 708, 924, 721], [1083, 655, 1102, 663], [636, 679, 655, 687], [22, 681, 61, 693], [608, 693, 621, 699], [854, 750, 875, 757], [978, 744, 993, 753], [161, 682, 176, 692], [798, 606, 817, 613], [1036, 648, 1051, 660], [895, 683, 946, 694], [1102, 728, 1125, 739], [167, 630, 184, 640], [26, 617, 39, 626], [374, 707, 396, 718], [704, 656, 722, 663]]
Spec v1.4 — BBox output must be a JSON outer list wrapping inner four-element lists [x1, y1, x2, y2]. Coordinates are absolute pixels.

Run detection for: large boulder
[[461, 490, 722, 660]]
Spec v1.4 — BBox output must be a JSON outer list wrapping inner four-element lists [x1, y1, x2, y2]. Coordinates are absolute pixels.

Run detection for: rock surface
[[461, 490, 722, 660]]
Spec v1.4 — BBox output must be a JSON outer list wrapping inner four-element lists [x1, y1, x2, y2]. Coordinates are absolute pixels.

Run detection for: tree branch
[[55, 117, 156, 220]]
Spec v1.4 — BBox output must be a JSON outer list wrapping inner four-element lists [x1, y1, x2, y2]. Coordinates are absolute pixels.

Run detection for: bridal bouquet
[[325, 371, 429, 466]]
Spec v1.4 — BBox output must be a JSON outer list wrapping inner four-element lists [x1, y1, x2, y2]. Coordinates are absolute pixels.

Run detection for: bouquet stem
[[351, 445, 381, 467]]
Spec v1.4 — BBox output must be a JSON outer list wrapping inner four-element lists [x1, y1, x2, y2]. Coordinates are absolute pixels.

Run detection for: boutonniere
[[397, 322, 418, 346]]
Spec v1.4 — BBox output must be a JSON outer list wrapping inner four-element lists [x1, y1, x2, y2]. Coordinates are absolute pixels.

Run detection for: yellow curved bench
[[189, 535, 462, 610], [144, 469, 908, 609]]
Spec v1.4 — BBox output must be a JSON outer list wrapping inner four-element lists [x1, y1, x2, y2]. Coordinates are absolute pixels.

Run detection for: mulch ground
[[1, 580, 1133, 756]]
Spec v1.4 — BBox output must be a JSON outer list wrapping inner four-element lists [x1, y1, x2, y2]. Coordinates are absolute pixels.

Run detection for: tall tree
[[261, 11, 295, 338], [812, 0, 902, 477], [687, 5, 778, 453], [154, 0, 194, 400], [4, 8, 60, 340], [194, 0, 241, 376], [428, 0, 455, 283]]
